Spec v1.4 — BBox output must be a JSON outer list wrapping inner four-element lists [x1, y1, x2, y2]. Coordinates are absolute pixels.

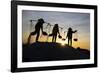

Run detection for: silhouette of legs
[[36, 31, 40, 42], [68, 38, 72, 46], [27, 30, 37, 44], [68, 38, 70, 46], [70, 39, 72, 46], [52, 36, 54, 42], [27, 34, 31, 44], [52, 34, 57, 42], [54, 36, 57, 42]]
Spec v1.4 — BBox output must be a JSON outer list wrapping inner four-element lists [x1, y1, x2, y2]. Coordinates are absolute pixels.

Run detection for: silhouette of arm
[[72, 30, 77, 33], [57, 28, 60, 35]]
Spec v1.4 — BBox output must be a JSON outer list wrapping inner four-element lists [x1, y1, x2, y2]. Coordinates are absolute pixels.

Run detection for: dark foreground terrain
[[22, 42, 90, 62]]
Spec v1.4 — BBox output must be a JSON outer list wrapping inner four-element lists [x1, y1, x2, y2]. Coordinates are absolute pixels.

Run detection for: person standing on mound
[[66, 27, 77, 46], [52, 24, 60, 42]]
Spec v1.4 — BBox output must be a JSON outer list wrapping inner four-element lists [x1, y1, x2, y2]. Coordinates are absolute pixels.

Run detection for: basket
[[73, 38, 78, 41], [42, 31, 48, 35], [58, 35, 62, 39], [62, 38, 66, 41], [48, 34, 53, 36]]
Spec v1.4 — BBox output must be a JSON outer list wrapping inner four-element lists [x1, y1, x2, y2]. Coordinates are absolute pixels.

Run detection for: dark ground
[[22, 42, 90, 62]]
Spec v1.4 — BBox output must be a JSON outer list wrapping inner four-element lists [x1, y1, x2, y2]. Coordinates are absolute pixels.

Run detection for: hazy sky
[[22, 10, 90, 50]]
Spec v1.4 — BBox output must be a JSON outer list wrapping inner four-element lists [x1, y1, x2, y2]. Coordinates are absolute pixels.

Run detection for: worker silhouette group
[[27, 18, 77, 46]]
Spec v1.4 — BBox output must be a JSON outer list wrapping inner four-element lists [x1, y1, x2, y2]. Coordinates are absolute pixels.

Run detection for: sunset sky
[[22, 10, 90, 50]]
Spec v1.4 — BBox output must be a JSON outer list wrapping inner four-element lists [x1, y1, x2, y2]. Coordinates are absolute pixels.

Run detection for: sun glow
[[59, 40, 67, 46], [61, 42, 66, 46]]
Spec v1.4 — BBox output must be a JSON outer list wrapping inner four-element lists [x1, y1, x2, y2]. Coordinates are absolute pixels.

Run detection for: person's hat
[[38, 18, 45, 23], [68, 27, 72, 30]]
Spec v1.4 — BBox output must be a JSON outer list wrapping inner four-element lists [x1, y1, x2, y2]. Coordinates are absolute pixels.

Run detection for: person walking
[[27, 18, 45, 44], [52, 24, 60, 42]]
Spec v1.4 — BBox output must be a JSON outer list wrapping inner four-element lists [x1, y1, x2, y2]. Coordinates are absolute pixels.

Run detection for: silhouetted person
[[66, 27, 77, 46], [52, 24, 60, 42], [28, 18, 45, 44]]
